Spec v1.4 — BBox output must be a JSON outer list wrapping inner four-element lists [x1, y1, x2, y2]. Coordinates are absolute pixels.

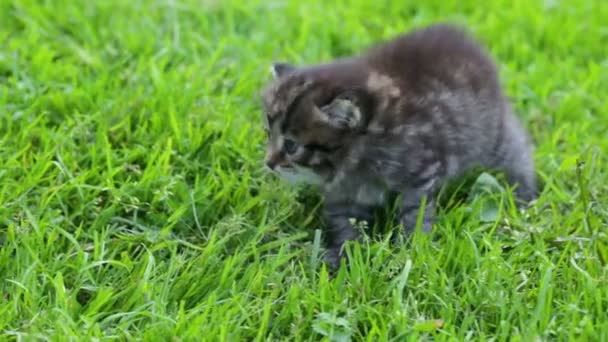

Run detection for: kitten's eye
[[283, 139, 299, 154]]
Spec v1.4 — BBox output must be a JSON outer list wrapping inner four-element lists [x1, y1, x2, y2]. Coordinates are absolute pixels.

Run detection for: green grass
[[1, 0, 607, 340]]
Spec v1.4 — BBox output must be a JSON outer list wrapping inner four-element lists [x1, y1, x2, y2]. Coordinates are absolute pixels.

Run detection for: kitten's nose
[[265, 159, 276, 170], [265, 153, 279, 170], [265, 150, 283, 171]]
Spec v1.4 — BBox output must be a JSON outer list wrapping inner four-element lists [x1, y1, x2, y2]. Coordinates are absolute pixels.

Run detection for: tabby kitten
[[260, 24, 537, 269]]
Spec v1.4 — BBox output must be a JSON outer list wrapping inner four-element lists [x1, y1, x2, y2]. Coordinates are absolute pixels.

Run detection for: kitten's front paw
[[324, 248, 343, 271], [420, 217, 433, 233], [400, 214, 433, 236]]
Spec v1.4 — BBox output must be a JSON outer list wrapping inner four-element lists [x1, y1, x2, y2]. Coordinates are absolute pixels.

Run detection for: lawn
[[1, 0, 607, 340]]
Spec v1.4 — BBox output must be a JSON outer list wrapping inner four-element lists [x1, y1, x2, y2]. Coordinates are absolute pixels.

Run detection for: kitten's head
[[260, 62, 372, 185]]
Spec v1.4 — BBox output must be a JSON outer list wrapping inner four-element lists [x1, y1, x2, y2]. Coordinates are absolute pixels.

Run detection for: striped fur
[[260, 24, 537, 270]]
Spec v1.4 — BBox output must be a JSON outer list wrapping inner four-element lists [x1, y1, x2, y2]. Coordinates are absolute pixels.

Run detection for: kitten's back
[[363, 24, 501, 97]]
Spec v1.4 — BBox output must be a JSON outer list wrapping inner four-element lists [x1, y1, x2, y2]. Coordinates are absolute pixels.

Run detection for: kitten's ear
[[317, 92, 364, 130], [271, 62, 296, 79]]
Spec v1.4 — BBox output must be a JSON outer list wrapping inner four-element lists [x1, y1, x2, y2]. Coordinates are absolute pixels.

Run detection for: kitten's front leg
[[398, 173, 440, 236], [322, 203, 375, 269], [399, 191, 435, 235]]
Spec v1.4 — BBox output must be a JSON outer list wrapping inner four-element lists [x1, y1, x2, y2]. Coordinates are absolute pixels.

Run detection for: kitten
[[260, 24, 537, 269]]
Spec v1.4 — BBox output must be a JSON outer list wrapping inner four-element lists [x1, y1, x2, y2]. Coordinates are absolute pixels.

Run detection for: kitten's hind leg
[[322, 203, 375, 270]]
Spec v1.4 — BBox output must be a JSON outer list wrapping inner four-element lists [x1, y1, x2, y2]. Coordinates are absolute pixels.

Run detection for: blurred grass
[[1, 0, 607, 340]]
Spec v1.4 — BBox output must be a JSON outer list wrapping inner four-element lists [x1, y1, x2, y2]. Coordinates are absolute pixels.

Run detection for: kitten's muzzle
[[266, 159, 277, 170], [264, 151, 283, 171], [266, 160, 293, 172]]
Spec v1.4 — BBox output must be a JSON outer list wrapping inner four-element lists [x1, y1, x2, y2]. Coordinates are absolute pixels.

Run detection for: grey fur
[[260, 24, 538, 270]]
